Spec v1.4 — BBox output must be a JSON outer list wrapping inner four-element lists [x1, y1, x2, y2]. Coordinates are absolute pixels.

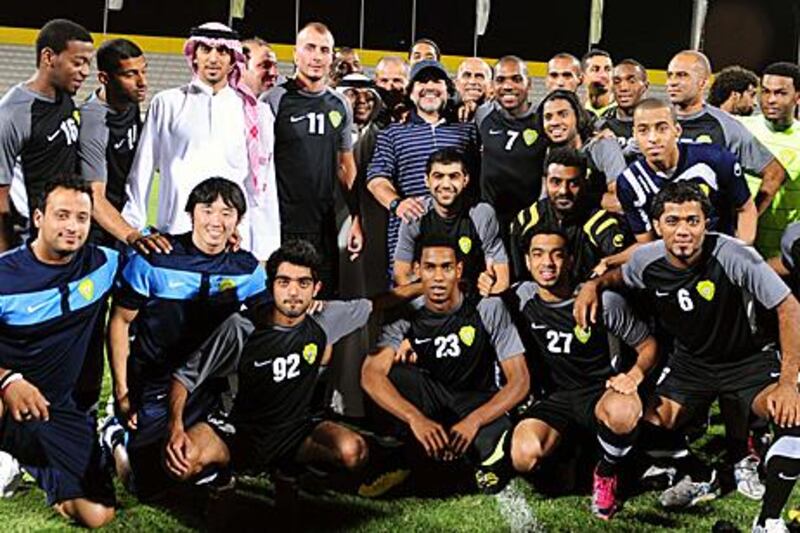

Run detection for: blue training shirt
[[0, 243, 120, 405], [616, 142, 750, 236], [114, 233, 268, 370]]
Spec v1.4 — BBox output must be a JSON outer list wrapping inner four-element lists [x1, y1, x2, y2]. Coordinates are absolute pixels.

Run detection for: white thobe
[[122, 79, 280, 260]]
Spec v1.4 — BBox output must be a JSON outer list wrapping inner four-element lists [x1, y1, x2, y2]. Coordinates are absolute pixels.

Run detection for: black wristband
[[389, 198, 401, 216]]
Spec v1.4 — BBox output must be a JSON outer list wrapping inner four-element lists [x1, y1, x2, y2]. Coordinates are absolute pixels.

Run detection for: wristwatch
[[389, 198, 401, 216]]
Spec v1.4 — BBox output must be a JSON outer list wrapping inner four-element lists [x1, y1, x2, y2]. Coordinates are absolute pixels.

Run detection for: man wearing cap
[[122, 22, 280, 261], [366, 59, 479, 280]]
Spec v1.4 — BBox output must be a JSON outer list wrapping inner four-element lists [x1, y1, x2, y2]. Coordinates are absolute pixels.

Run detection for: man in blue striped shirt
[[366, 60, 479, 280]]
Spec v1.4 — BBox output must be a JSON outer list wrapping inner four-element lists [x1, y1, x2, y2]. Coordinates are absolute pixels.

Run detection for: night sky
[[2, 0, 797, 71]]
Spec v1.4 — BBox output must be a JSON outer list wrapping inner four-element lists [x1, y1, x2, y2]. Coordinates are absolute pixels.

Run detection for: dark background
[[2, 0, 798, 71]]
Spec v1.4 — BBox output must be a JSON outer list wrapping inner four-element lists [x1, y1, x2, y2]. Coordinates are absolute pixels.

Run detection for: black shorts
[[381, 365, 511, 465], [0, 404, 114, 506], [655, 349, 780, 422], [521, 383, 607, 435], [223, 417, 319, 474]]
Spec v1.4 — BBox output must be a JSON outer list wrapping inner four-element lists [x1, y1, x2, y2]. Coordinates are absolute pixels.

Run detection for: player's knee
[[599, 397, 641, 434], [511, 429, 543, 473], [338, 434, 368, 471], [67, 500, 115, 529]]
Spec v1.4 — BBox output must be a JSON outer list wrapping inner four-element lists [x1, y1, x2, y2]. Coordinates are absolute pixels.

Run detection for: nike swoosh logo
[[113, 138, 127, 150], [253, 360, 271, 368], [530, 322, 547, 330], [168, 281, 185, 289], [770, 372, 781, 378], [488, 129, 503, 135], [290, 115, 307, 123], [46, 130, 61, 142], [26, 301, 49, 313], [779, 472, 800, 481], [413, 338, 432, 344], [155, 393, 167, 401], [655, 290, 669, 297]]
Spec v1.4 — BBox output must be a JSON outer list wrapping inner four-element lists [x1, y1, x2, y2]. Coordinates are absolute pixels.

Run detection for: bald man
[[545, 53, 583, 94], [666, 50, 786, 214], [456, 57, 493, 106]]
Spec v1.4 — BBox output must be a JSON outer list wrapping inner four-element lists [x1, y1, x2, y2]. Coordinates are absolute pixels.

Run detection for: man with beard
[[393, 148, 509, 295], [509, 147, 632, 281], [476, 55, 547, 235], [123, 22, 280, 261], [0, 19, 93, 250], [582, 49, 616, 119], [509, 228, 657, 520], [374, 56, 410, 124], [362, 234, 529, 494], [264, 22, 360, 297], [0, 177, 117, 527], [708, 66, 759, 117], [545, 53, 583, 94], [539, 90, 626, 213], [576, 182, 800, 530], [617, 98, 756, 245], [367, 60, 479, 279], [666, 50, 786, 215], [741, 63, 800, 260], [599, 59, 649, 162]]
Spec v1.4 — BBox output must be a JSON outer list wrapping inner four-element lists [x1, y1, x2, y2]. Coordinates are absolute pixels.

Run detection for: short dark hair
[[425, 148, 468, 176], [266, 239, 322, 285], [37, 175, 93, 212], [409, 38, 441, 61], [616, 58, 648, 81], [650, 181, 712, 221], [634, 97, 678, 124], [36, 19, 92, 67], [416, 232, 459, 261], [708, 66, 758, 107], [184, 178, 247, 220], [581, 49, 612, 70], [97, 38, 143, 75], [545, 146, 588, 176], [763, 62, 800, 92], [522, 225, 570, 255], [537, 89, 594, 142]]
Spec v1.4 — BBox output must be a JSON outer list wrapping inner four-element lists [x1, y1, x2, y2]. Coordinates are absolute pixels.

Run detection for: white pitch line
[[495, 479, 544, 532]]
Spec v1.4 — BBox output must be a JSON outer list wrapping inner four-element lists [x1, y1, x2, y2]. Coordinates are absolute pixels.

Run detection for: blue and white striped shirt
[[366, 111, 478, 269]]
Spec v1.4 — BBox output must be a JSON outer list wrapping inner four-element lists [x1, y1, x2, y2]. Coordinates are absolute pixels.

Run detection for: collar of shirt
[[492, 100, 535, 121], [408, 108, 446, 126], [189, 78, 235, 98], [678, 103, 710, 121]]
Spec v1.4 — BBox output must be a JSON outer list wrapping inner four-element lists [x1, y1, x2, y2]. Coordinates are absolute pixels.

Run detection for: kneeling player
[[106, 178, 268, 498], [576, 182, 800, 531], [508, 228, 657, 520], [164, 240, 420, 486], [362, 235, 530, 494], [0, 178, 116, 527]]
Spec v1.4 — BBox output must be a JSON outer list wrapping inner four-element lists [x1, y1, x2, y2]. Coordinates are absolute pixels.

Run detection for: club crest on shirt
[[219, 278, 237, 292], [613, 234, 625, 248], [328, 110, 342, 128], [574, 324, 591, 344], [303, 343, 318, 364], [72, 109, 81, 126], [697, 183, 710, 197], [696, 280, 715, 301], [458, 236, 472, 254], [523, 128, 538, 146], [78, 278, 94, 301], [458, 325, 476, 347], [695, 134, 712, 144]]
